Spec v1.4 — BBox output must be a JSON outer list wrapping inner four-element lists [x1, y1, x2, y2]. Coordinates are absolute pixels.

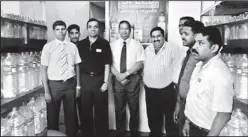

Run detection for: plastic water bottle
[[226, 53, 236, 80], [228, 108, 248, 136], [2, 53, 18, 98], [235, 54, 248, 99], [17, 52, 29, 93]]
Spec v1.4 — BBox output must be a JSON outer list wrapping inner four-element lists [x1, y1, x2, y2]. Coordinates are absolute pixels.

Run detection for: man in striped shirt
[[143, 27, 179, 137]]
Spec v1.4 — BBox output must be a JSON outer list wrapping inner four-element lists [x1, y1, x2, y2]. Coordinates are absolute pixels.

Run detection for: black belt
[[189, 120, 209, 133], [82, 71, 104, 76], [49, 77, 75, 83]]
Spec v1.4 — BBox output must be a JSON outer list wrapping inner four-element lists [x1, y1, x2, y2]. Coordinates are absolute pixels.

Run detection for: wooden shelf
[[1, 86, 44, 116], [201, 1, 248, 16], [1, 17, 47, 29]]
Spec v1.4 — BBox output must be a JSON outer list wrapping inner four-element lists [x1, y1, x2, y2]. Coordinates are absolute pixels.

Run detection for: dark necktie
[[178, 49, 191, 87], [120, 41, 127, 73]]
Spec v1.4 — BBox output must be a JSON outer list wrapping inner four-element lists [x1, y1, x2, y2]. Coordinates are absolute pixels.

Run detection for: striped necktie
[[60, 44, 69, 81]]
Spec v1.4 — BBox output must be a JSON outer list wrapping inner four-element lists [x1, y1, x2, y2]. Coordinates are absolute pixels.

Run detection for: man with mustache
[[110, 20, 145, 137], [41, 20, 81, 136], [77, 18, 112, 137], [173, 20, 204, 136], [68, 24, 80, 45], [143, 27, 180, 137], [183, 26, 234, 136]]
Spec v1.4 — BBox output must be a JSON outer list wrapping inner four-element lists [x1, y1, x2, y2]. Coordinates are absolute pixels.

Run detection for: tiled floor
[[58, 104, 166, 137]]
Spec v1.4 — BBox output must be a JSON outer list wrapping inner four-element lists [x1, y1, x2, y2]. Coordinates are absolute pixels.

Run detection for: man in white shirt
[[41, 20, 82, 136], [110, 20, 145, 137], [143, 27, 179, 137], [183, 26, 234, 136]]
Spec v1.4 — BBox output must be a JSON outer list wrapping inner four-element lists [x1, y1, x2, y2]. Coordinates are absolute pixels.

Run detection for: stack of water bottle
[[221, 53, 248, 99], [1, 94, 47, 136], [219, 53, 248, 136], [1, 51, 43, 99], [220, 108, 248, 136]]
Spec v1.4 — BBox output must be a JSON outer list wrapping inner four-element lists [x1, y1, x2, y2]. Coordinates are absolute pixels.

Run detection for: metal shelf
[[1, 17, 47, 29], [1, 86, 44, 116], [201, 1, 248, 16]]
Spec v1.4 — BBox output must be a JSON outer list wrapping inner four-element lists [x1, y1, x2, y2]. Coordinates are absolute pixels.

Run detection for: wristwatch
[[76, 86, 81, 90], [125, 71, 130, 76]]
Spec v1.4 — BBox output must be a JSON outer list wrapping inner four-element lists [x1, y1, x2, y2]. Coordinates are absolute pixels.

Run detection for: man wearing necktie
[[173, 20, 204, 136], [110, 20, 145, 137], [41, 20, 82, 136]]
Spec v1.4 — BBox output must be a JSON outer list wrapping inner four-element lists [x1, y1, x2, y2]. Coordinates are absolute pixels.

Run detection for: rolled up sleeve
[[41, 44, 50, 66], [74, 46, 82, 64]]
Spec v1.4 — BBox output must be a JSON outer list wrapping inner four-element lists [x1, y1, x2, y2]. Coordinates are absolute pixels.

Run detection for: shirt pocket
[[67, 52, 75, 66]]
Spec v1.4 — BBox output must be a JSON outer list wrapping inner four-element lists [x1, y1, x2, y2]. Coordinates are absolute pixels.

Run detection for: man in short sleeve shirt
[[41, 20, 81, 136], [182, 26, 234, 136], [77, 18, 112, 137], [110, 20, 145, 137]]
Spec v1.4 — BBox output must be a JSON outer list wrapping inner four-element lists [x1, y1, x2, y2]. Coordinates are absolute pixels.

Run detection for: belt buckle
[[90, 72, 94, 76]]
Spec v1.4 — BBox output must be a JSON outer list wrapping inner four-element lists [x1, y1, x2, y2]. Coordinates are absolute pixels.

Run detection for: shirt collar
[[120, 37, 131, 46], [197, 53, 221, 69], [55, 38, 68, 46]]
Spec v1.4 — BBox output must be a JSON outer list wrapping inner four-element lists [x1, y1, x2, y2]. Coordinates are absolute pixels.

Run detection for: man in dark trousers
[[173, 20, 204, 136], [68, 24, 81, 45], [110, 20, 145, 137], [77, 18, 112, 137], [41, 20, 81, 136]]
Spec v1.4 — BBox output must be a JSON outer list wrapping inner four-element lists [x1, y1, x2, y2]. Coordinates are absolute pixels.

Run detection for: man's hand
[[173, 102, 180, 123], [44, 88, 52, 103], [116, 73, 128, 82], [76, 87, 81, 98], [182, 121, 190, 136], [121, 79, 130, 85], [100, 82, 108, 92]]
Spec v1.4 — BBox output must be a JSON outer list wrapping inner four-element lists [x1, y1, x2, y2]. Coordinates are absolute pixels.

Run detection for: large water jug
[[9, 107, 26, 136], [37, 51, 43, 86], [235, 54, 248, 99], [226, 53, 236, 80], [2, 53, 18, 98], [227, 108, 248, 136], [17, 52, 29, 93], [28, 52, 37, 89], [34, 51, 41, 87]]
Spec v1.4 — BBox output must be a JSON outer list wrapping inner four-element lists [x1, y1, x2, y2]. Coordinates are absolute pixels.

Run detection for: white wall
[[168, 1, 201, 49], [1, 1, 21, 15], [45, 1, 90, 42]]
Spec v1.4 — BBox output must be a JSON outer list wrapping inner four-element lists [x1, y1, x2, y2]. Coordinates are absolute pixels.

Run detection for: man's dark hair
[[183, 20, 205, 33], [53, 20, 66, 30], [180, 16, 195, 22], [119, 20, 131, 30], [150, 27, 165, 37], [87, 18, 100, 28], [198, 26, 222, 51], [68, 24, 80, 33]]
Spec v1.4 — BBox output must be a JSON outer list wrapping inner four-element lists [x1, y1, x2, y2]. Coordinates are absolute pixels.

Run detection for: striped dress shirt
[[143, 42, 180, 89]]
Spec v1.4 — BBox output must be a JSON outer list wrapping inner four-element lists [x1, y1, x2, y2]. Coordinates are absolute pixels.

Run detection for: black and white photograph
[[1, 1, 248, 136]]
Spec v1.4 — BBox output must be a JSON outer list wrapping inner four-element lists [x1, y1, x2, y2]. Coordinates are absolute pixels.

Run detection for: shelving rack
[[201, 0, 248, 116], [1, 16, 47, 136]]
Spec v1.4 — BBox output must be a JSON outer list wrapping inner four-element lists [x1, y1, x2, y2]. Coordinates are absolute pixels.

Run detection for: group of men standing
[[41, 17, 234, 137]]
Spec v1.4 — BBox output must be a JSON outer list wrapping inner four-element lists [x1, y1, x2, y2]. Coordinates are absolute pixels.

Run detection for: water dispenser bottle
[[226, 53, 236, 81], [17, 52, 29, 93], [2, 53, 18, 98], [235, 54, 248, 99]]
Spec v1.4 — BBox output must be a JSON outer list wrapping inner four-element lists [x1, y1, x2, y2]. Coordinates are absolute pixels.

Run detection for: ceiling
[[90, 1, 105, 8]]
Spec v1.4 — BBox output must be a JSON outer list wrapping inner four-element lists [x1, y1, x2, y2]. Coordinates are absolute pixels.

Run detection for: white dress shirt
[[110, 37, 145, 73], [185, 54, 234, 130], [41, 39, 82, 80], [143, 42, 181, 88]]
